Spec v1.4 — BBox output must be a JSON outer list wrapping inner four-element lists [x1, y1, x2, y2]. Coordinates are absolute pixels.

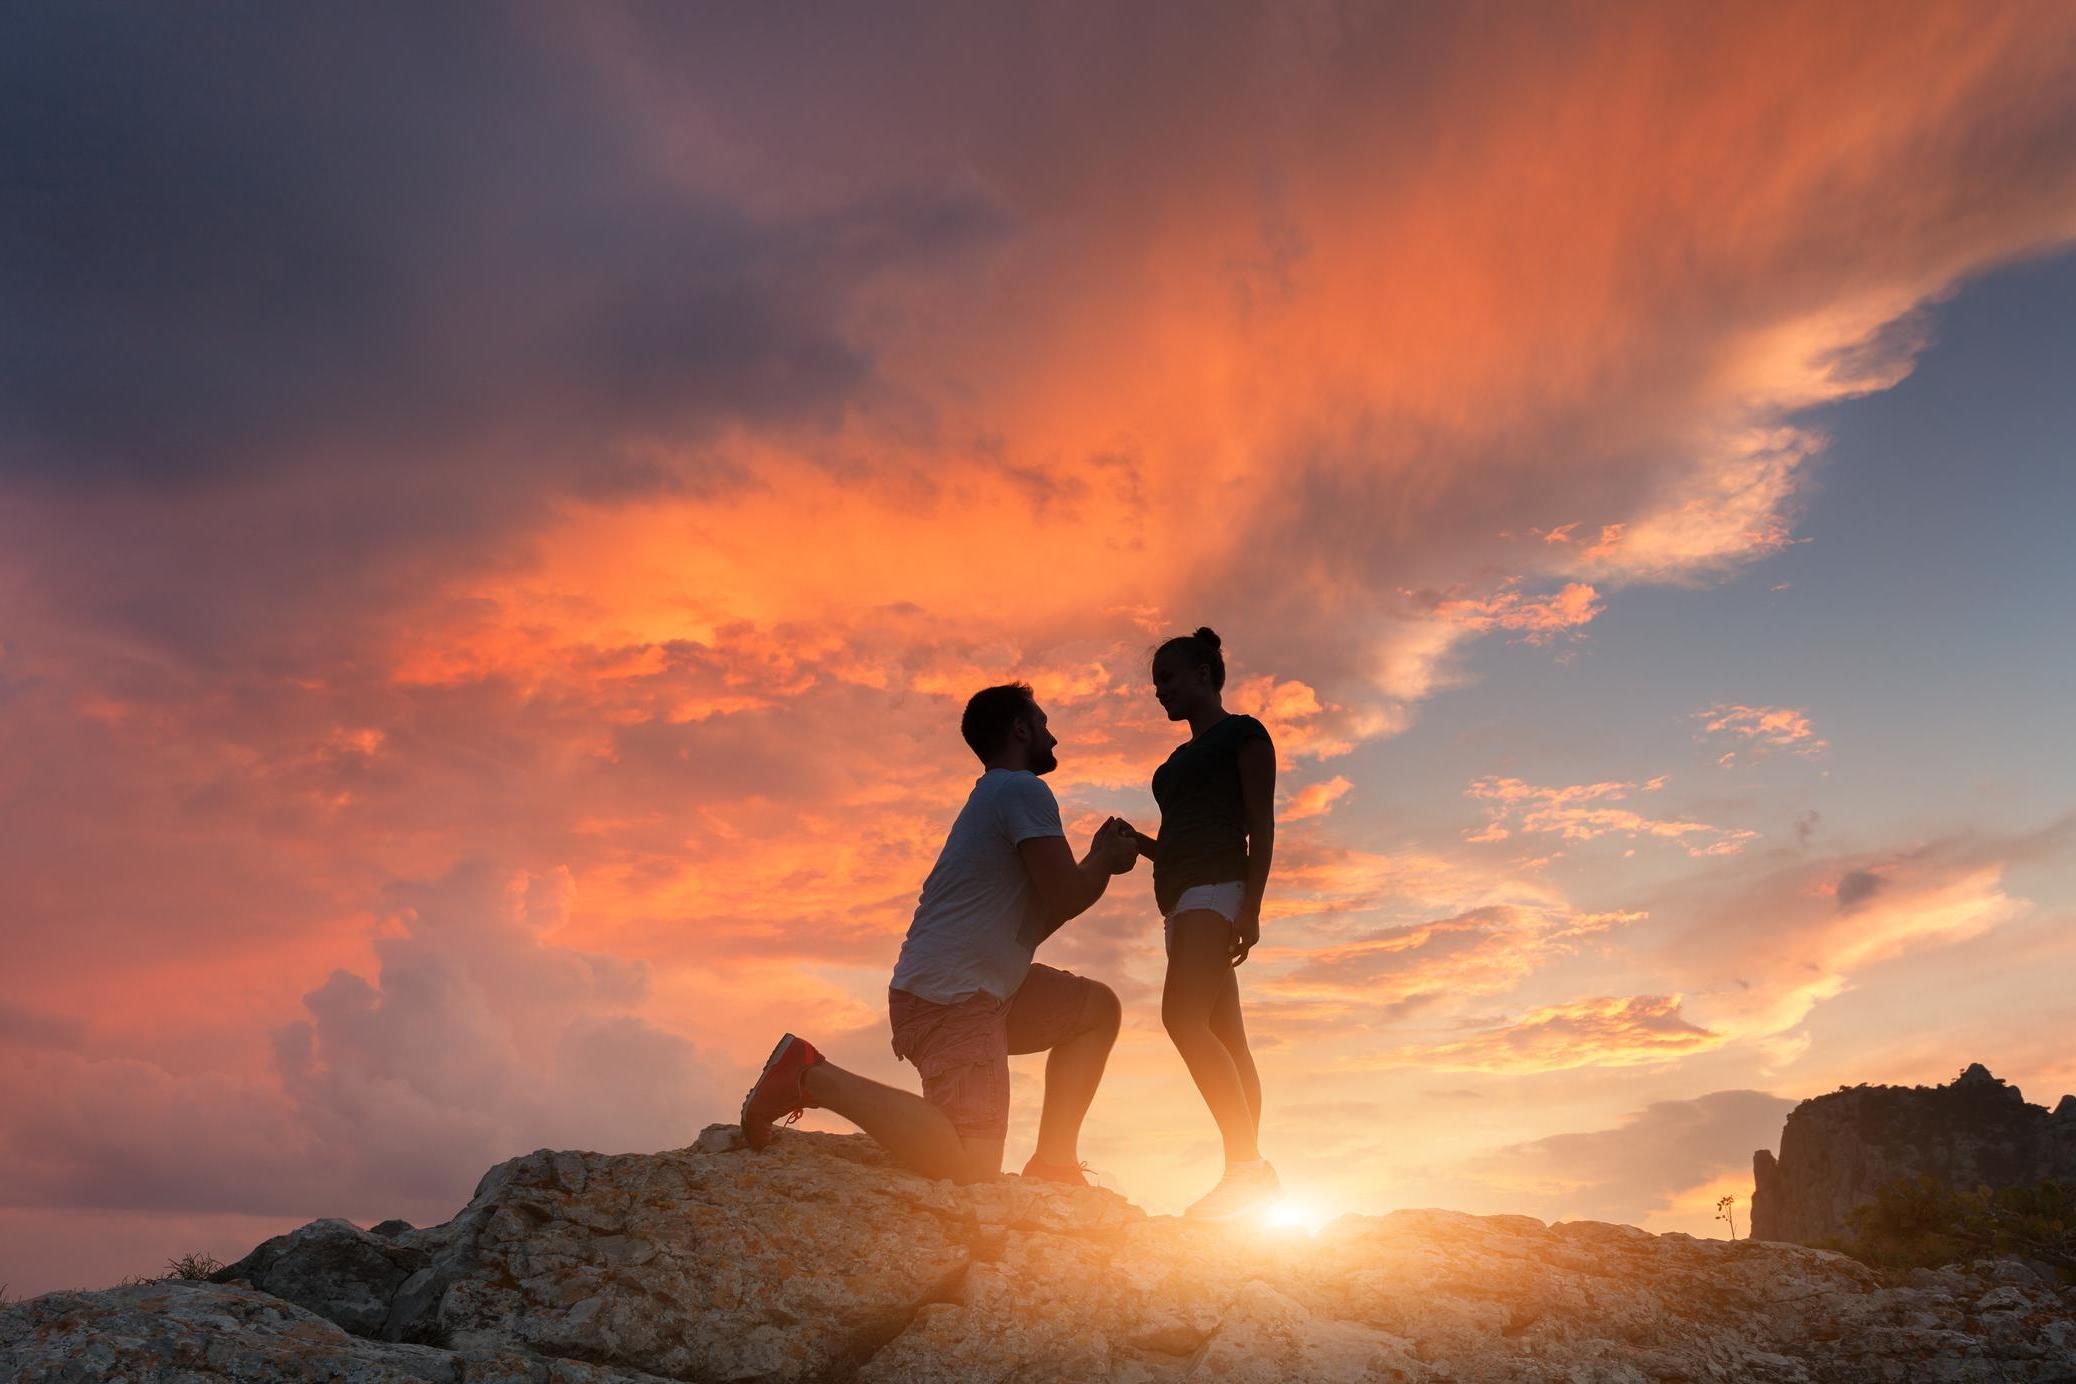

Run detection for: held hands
[[1091, 816, 1140, 875]]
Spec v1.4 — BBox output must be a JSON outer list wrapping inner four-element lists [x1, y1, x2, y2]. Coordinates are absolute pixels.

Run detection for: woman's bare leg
[[1162, 912, 1262, 1164], [1208, 969, 1262, 1140]]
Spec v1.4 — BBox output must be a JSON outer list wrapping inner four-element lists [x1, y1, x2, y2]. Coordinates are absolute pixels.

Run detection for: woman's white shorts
[[1163, 880, 1245, 949]]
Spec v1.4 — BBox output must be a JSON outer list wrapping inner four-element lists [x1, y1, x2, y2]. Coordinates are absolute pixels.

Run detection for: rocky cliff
[[6, 1124, 2075, 1382], [1753, 1063, 2076, 1245]]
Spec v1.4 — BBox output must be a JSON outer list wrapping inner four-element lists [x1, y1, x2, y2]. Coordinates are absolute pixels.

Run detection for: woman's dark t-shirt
[[1151, 713, 1272, 915]]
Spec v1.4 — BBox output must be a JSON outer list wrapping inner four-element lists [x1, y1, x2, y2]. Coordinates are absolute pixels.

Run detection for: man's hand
[[1091, 816, 1139, 874], [1230, 903, 1261, 967]]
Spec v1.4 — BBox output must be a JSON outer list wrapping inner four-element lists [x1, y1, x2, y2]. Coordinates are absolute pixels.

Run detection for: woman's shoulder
[[1224, 712, 1271, 743]]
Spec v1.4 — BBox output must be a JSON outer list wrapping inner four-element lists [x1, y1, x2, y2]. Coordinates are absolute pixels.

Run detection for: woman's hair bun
[[1193, 626, 1221, 650]]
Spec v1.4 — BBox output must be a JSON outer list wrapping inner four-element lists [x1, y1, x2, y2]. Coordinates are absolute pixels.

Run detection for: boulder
[[0, 1279, 676, 1383], [212, 1216, 426, 1336]]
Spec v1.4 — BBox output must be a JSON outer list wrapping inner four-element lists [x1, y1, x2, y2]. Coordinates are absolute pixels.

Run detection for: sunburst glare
[[1257, 1197, 1337, 1236]]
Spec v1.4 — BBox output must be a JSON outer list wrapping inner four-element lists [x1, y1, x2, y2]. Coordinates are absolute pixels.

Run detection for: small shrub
[[162, 1252, 224, 1281], [1823, 1175, 2075, 1281]]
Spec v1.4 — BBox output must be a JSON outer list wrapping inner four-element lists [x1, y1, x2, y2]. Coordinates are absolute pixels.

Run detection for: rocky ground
[[5, 1125, 2073, 1382]]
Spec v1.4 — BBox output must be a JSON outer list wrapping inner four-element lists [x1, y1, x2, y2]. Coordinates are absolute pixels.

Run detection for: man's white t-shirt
[[889, 768, 1065, 1004]]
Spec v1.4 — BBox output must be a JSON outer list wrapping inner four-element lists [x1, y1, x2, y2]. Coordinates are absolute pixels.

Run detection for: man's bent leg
[[881, 987, 1017, 1181], [800, 1063, 997, 1183], [1007, 966, 1121, 1169]]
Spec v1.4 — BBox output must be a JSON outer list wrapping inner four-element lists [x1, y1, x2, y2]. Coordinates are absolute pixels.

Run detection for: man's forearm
[[1031, 851, 1111, 943]]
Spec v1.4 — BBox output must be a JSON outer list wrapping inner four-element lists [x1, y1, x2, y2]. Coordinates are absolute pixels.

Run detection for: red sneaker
[[740, 1034, 824, 1150], [1020, 1154, 1092, 1187]]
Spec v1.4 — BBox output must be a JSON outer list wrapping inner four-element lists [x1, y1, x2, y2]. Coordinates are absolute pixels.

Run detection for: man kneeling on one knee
[[740, 682, 1137, 1184]]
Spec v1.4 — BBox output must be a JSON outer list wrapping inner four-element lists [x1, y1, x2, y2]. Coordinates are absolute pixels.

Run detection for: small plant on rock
[[1715, 1195, 1738, 1240], [162, 1252, 224, 1281]]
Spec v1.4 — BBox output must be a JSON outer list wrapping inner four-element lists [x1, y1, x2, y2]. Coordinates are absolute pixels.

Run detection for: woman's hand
[[1092, 817, 1140, 874], [1230, 904, 1260, 967]]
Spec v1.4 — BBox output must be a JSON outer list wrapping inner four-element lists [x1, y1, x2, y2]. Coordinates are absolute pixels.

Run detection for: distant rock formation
[[1754, 1063, 2076, 1244], [6, 1124, 2075, 1380]]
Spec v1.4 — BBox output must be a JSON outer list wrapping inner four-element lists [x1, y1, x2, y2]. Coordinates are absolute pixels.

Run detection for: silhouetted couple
[[741, 628, 1281, 1220]]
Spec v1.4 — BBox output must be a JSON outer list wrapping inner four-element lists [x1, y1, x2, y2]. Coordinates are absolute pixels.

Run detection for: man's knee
[[1083, 980, 1122, 1038]]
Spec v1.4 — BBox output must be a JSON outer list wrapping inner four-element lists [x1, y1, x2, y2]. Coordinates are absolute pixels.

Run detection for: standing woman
[[1134, 627, 1280, 1219]]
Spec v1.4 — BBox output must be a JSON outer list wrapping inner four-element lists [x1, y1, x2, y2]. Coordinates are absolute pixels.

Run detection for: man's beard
[[1029, 745, 1058, 776]]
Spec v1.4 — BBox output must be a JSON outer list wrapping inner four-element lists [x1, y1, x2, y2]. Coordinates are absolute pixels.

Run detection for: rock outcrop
[[213, 1216, 429, 1337], [1754, 1063, 2076, 1245], [0, 1279, 679, 1383], [6, 1124, 2074, 1381]]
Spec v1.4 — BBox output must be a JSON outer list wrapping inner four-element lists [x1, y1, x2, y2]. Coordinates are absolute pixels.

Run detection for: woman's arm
[[1234, 736, 1276, 966]]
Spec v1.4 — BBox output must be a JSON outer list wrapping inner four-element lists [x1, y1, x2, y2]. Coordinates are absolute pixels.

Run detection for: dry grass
[[161, 1252, 224, 1281]]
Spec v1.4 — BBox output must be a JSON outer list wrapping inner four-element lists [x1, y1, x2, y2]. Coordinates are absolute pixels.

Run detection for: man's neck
[[982, 753, 1029, 774]]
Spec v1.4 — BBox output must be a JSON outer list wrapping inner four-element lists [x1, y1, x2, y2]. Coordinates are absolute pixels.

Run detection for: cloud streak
[[1699, 704, 1827, 764], [1463, 776, 1758, 857], [1374, 995, 1722, 1075]]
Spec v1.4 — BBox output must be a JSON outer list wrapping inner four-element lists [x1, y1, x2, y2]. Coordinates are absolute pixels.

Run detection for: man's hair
[[961, 682, 1037, 761]]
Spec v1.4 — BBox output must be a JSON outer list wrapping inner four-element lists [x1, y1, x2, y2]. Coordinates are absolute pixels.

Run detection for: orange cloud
[[1282, 775, 1353, 823], [1375, 995, 1722, 1074], [1463, 776, 1757, 857], [1657, 827, 2062, 1048], [1268, 905, 1643, 1026], [1698, 703, 1827, 764], [1416, 580, 1605, 647]]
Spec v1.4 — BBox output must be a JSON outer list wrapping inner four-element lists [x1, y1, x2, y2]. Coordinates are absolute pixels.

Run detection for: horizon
[[4, 2, 2076, 1298]]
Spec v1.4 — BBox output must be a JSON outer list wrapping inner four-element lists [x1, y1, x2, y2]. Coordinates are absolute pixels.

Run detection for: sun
[[1256, 1197, 1336, 1235]]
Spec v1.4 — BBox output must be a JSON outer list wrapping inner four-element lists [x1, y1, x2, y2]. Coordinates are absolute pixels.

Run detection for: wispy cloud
[[1454, 1091, 1793, 1225], [1655, 823, 2069, 1048], [1464, 776, 1759, 856], [1413, 580, 1604, 647], [1698, 703, 1828, 765], [1376, 994, 1722, 1074], [1282, 775, 1354, 822], [1269, 905, 1641, 1024]]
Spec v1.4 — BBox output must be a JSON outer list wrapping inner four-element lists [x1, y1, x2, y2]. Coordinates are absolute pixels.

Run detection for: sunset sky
[[5, 2, 2076, 1296]]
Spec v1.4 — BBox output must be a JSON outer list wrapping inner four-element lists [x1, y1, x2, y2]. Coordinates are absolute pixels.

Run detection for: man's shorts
[[888, 963, 1107, 1143]]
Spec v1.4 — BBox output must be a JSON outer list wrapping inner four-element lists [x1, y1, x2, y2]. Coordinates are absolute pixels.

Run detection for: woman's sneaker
[[739, 1034, 824, 1150], [1184, 1159, 1281, 1220]]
